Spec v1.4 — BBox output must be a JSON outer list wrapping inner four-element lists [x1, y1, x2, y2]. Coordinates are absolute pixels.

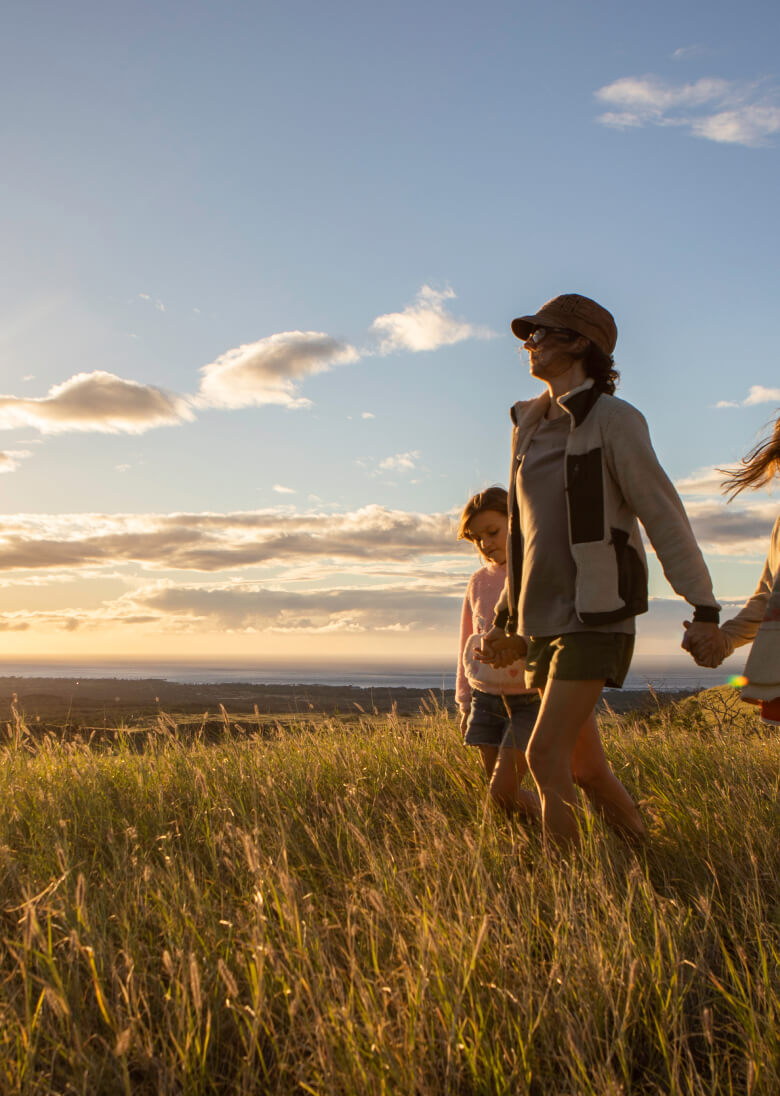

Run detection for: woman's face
[[467, 510, 508, 566], [523, 327, 584, 382]]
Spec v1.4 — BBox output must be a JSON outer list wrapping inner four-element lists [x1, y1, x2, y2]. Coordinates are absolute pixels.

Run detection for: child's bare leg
[[571, 711, 646, 840], [489, 747, 541, 817], [477, 745, 499, 779]]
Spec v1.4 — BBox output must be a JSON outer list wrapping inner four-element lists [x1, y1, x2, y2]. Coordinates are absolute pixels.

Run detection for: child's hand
[[475, 627, 528, 668], [459, 711, 469, 738], [681, 621, 732, 668]]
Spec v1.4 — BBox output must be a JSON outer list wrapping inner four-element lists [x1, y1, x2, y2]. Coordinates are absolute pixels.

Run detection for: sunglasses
[[526, 327, 579, 345]]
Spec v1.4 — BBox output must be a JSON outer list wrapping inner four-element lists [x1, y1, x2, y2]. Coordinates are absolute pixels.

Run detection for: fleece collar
[[509, 377, 600, 430]]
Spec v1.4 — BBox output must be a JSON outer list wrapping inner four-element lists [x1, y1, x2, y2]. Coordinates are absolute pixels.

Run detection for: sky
[[1, 0, 779, 674]]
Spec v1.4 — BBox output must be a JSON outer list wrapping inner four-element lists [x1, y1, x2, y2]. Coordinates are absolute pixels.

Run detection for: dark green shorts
[[525, 632, 635, 690]]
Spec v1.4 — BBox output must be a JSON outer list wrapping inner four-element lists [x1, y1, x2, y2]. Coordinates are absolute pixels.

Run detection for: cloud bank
[[595, 76, 780, 147], [0, 506, 460, 574]]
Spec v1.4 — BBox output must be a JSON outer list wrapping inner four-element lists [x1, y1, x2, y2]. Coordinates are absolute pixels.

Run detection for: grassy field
[[0, 689, 777, 1094]]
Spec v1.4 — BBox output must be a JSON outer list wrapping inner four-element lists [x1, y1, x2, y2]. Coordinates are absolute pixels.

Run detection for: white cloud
[[595, 75, 780, 147], [197, 331, 359, 410], [378, 450, 421, 473], [744, 385, 780, 406], [692, 106, 780, 146], [0, 449, 33, 474], [716, 385, 780, 408], [674, 466, 725, 496], [0, 372, 193, 435], [361, 411, 375, 419], [371, 286, 494, 354], [272, 485, 296, 495]]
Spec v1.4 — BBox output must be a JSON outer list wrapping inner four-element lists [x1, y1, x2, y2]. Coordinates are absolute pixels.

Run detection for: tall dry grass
[[0, 692, 777, 1094]]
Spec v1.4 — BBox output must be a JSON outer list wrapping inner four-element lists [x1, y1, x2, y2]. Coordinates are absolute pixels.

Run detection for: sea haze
[[0, 657, 737, 692]]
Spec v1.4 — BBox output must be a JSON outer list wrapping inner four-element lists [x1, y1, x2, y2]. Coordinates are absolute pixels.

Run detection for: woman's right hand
[[474, 626, 528, 668]]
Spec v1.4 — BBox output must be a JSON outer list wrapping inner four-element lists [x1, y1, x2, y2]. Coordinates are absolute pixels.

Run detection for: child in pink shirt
[[457, 487, 540, 816]]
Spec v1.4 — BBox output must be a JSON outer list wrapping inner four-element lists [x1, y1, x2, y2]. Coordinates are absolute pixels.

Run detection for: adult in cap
[[477, 293, 720, 847]]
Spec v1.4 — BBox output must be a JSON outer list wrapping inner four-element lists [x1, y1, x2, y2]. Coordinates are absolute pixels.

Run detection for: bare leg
[[571, 711, 646, 840], [525, 679, 606, 847], [488, 747, 541, 818], [477, 745, 499, 779]]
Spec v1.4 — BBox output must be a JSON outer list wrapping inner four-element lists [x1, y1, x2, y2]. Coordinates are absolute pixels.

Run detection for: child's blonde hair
[[458, 486, 509, 542]]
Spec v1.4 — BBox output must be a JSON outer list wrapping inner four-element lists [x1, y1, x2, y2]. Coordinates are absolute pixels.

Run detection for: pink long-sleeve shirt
[[456, 562, 536, 712]]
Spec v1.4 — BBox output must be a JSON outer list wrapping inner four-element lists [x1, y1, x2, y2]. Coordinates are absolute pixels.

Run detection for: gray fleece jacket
[[495, 379, 720, 634]]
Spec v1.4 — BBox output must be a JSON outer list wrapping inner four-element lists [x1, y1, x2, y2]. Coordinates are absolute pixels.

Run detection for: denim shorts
[[463, 689, 540, 750]]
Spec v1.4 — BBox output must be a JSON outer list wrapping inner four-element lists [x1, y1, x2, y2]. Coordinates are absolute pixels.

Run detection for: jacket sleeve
[[721, 556, 774, 649], [492, 576, 511, 632], [722, 515, 780, 650], [456, 580, 475, 712], [604, 402, 719, 615]]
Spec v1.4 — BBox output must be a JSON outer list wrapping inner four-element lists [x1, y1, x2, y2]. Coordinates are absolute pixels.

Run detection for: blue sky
[[1, 0, 778, 671]]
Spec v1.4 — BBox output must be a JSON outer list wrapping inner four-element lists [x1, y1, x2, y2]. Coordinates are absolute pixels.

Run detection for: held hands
[[474, 626, 528, 669], [681, 621, 733, 668]]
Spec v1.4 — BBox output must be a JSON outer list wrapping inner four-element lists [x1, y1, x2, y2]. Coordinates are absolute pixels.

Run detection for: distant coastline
[[0, 655, 735, 693]]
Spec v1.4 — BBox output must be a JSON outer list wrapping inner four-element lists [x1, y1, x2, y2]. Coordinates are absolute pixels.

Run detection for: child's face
[[467, 510, 508, 566]]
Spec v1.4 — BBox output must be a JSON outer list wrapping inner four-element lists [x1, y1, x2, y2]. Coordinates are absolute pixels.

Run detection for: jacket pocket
[[566, 448, 604, 543], [611, 527, 648, 615]]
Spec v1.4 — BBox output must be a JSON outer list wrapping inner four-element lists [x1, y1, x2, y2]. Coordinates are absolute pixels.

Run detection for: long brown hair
[[458, 486, 508, 541], [721, 412, 780, 499]]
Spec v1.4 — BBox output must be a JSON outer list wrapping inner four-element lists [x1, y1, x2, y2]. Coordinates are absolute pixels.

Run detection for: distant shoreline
[[0, 674, 702, 727]]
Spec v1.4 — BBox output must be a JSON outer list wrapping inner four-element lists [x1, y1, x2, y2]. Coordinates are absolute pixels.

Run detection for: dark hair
[[721, 412, 780, 499], [458, 486, 508, 541], [582, 342, 620, 395]]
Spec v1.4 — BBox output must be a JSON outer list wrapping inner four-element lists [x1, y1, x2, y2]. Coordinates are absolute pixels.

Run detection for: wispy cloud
[[371, 286, 494, 354], [716, 385, 780, 408], [272, 485, 296, 495], [595, 75, 780, 147], [0, 449, 33, 473], [197, 332, 359, 410], [671, 45, 709, 61], [0, 372, 193, 435], [674, 466, 726, 496], [378, 451, 421, 473], [138, 293, 166, 312]]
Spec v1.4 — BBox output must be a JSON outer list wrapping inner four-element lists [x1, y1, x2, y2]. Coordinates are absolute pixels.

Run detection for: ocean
[[0, 658, 736, 693]]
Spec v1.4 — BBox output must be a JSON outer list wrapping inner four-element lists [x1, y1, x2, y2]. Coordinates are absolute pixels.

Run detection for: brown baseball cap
[[511, 293, 617, 355]]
